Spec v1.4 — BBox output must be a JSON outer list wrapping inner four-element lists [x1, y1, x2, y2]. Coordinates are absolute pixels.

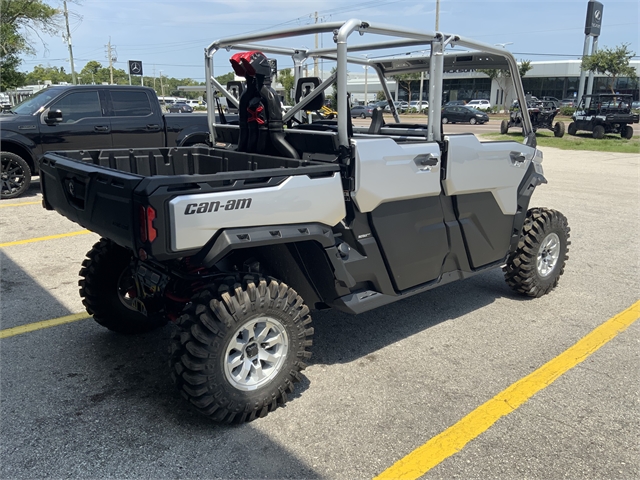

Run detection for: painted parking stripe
[[0, 201, 42, 208], [375, 300, 640, 480], [0, 313, 89, 339], [0, 230, 91, 248]]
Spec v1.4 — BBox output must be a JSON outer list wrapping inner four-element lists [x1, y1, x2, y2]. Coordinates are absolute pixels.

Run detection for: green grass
[[482, 129, 640, 154]]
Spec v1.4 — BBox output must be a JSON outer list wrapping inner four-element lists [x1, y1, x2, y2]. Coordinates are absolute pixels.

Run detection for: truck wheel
[[567, 122, 577, 136], [169, 277, 313, 423], [500, 119, 509, 134], [442, 117, 449, 124], [592, 125, 605, 139], [79, 239, 167, 334], [622, 125, 633, 139], [1, 152, 31, 199], [553, 121, 565, 138], [503, 208, 570, 298]]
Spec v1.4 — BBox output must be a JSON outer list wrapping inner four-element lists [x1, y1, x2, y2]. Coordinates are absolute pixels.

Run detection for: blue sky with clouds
[[20, 0, 639, 80]]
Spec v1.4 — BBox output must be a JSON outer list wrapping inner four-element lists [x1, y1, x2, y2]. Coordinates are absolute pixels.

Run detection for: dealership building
[[340, 59, 640, 107]]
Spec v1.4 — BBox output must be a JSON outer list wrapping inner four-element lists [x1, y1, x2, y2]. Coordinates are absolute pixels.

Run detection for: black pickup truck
[[0, 85, 217, 199]]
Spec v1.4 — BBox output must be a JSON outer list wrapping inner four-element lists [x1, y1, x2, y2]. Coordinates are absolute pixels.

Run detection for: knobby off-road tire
[[622, 125, 633, 139], [567, 122, 577, 136], [503, 208, 570, 298], [553, 121, 565, 138], [592, 125, 605, 139], [1, 152, 31, 199], [500, 119, 509, 134], [79, 239, 167, 334], [169, 277, 313, 423]]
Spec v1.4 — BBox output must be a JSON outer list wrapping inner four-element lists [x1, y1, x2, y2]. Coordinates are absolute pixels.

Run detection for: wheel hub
[[537, 232, 561, 277], [224, 316, 289, 391]]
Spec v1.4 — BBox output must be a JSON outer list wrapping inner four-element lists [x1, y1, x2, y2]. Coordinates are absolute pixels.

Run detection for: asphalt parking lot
[[1, 140, 638, 479]]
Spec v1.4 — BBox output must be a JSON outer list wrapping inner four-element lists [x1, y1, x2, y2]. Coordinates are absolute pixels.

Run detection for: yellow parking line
[[0, 230, 91, 248], [0, 313, 89, 339], [374, 300, 640, 480], [0, 200, 41, 208]]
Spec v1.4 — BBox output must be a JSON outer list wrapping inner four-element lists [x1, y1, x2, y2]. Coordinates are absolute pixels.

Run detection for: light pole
[[159, 71, 165, 97], [362, 54, 369, 105]]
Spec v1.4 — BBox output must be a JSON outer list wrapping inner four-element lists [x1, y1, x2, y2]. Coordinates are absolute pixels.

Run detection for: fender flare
[[0, 134, 38, 172], [195, 222, 356, 291]]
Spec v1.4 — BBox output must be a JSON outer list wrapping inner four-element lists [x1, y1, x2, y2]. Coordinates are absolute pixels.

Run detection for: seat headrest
[[294, 77, 324, 111]]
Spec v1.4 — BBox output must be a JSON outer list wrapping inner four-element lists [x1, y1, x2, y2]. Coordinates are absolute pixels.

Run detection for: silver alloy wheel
[[537, 232, 561, 277], [224, 316, 289, 391]]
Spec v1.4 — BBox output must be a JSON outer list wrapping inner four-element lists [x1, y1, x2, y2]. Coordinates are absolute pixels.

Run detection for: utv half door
[[443, 134, 537, 269], [352, 137, 448, 291]]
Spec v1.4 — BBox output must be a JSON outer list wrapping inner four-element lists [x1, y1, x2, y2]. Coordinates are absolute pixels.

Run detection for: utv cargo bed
[[40, 147, 341, 257]]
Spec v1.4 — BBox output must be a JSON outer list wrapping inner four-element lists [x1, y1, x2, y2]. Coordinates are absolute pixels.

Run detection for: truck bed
[[40, 147, 341, 258]]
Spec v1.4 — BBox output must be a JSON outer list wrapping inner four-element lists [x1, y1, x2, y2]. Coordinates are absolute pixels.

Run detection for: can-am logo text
[[184, 198, 252, 215]]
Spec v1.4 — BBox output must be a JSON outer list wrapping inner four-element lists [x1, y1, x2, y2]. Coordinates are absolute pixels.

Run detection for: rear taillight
[[139, 205, 157, 243]]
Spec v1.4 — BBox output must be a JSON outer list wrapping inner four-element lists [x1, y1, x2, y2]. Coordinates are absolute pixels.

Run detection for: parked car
[[560, 98, 575, 107], [445, 100, 466, 106], [186, 100, 206, 109], [409, 100, 429, 112], [441, 105, 489, 124], [351, 105, 375, 118], [466, 99, 491, 110], [168, 102, 194, 113], [0, 85, 225, 199], [384, 101, 407, 113]]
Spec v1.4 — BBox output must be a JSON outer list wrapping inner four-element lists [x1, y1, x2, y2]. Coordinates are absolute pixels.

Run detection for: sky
[[19, 0, 640, 81]]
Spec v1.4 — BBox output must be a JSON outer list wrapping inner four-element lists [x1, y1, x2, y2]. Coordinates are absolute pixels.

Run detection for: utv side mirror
[[46, 109, 63, 123]]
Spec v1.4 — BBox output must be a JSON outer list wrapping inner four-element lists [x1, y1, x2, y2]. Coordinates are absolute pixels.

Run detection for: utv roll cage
[[204, 19, 535, 152]]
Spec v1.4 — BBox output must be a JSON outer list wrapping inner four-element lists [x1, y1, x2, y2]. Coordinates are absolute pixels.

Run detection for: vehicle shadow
[[311, 268, 520, 366], [0, 254, 319, 478]]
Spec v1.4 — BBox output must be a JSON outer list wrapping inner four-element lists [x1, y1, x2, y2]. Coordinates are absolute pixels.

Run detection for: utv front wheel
[[500, 119, 509, 134], [553, 121, 565, 138], [567, 122, 577, 136], [622, 125, 633, 139], [169, 277, 313, 423], [503, 208, 570, 298], [79, 239, 167, 334], [592, 125, 605, 139]]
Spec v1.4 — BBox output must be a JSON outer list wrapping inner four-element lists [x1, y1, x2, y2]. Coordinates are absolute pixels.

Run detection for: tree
[[392, 72, 421, 102], [1, 0, 61, 90], [24, 64, 71, 84], [278, 69, 295, 104], [582, 43, 637, 94], [376, 90, 386, 101], [479, 59, 531, 112]]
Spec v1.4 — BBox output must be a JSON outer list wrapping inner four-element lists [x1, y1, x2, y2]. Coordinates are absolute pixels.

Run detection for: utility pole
[[159, 71, 165, 97], [63, 1, 77, 84], [435, 0, 440, 30], [314, 11, 319, 77], [106, 37, 115, 84]]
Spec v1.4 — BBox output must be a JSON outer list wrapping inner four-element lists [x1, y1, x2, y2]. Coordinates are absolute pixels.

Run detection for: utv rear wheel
[[567, 122, 577, 136], [500, 119, 509, 134], [622, 125, 633, 139], [553, 121, 565, 138], [79, 239, 167, 334], [592, 125, 605, 139], [169, 277, 313, 423], [503, 208, 570, 298], [1, 152, 31, 199]]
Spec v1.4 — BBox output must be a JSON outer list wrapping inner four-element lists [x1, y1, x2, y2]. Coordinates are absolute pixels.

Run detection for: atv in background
[[568, 93, 638, 139], [501, 99, 565, 137]]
